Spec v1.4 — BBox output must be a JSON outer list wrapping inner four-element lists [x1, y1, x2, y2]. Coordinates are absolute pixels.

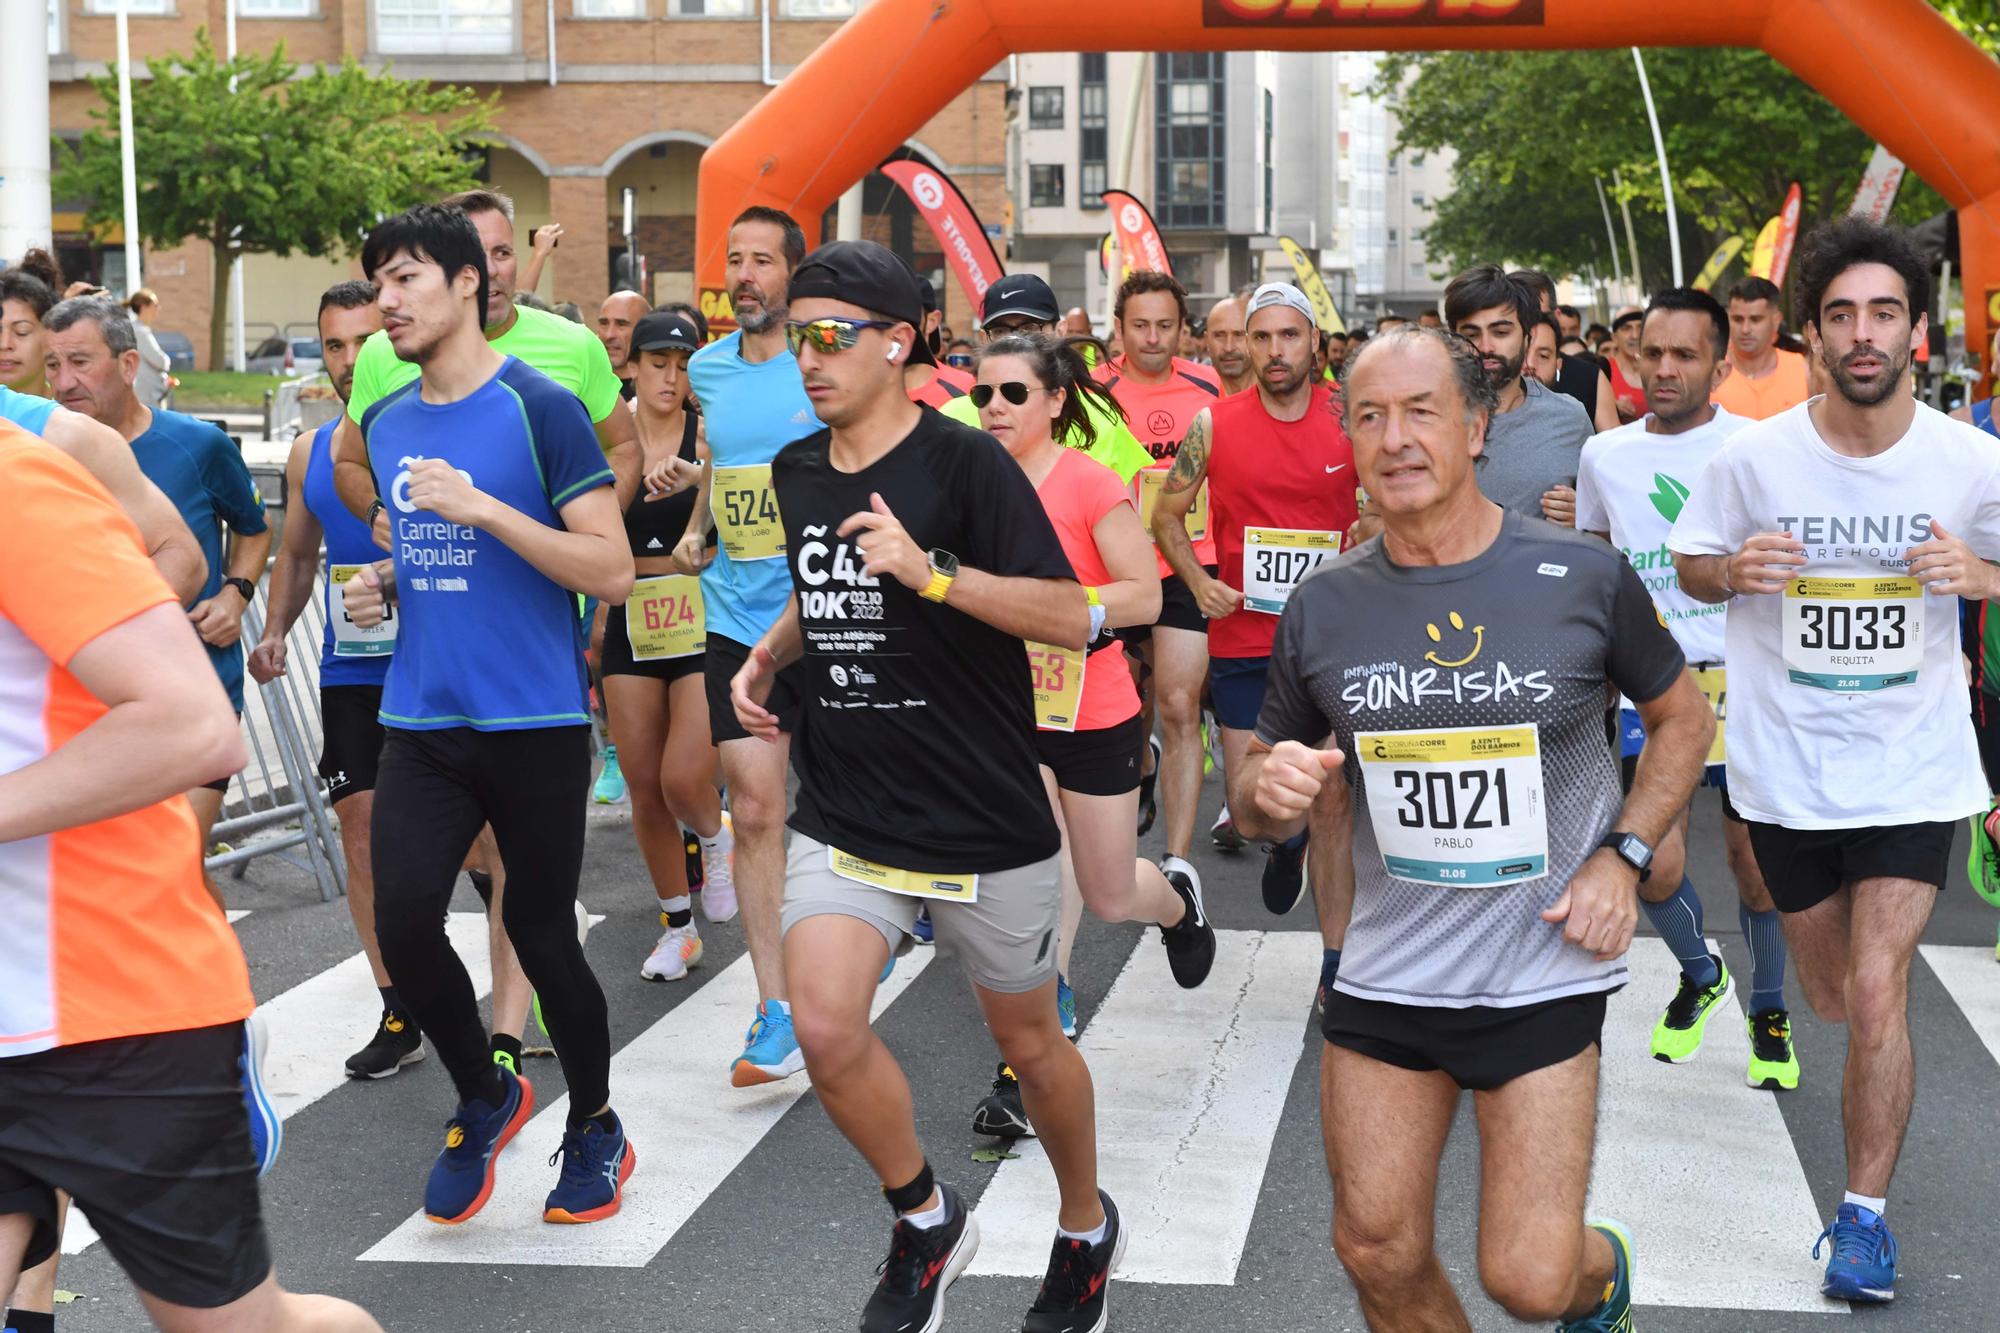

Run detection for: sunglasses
[[944, 353, 974, 369], [969, 381, 1046, 409], [784, 318, 899, 355]]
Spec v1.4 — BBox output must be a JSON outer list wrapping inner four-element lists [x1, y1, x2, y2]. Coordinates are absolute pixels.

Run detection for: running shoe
[[1210, 805, 1246, 853], [591, 744, 627, 804], [1970, 806, 2000, 908], [1160, 864, 1216, 989], [1200, 710, 1216, 776], [1558, 1220, 1634, 1332], [1316, 949, 1339, 1014], [1057, 974, 1078, 1039], [1746, 1008, 1801, 1091], [699, 815, 738, 923], [1023, 1190, 1126, 1333], [683, 826, 704, 893], [859, 1182, 979, 1333], [1815, 1203, 1898, 1302], [424, 1066, 534, 1225], [345, 1008, 424, 1080], [913, 906, 935, 945], [1136, 737, 1162, 837], [972, 1063, 1034, 1139], [543, 1116, 636, 1224], [730, 1000, 805, 1087], [240, 1012, 281, 1177], [1261, 835, 1307, 915], [640, 922, 703, 982], [1650, 954, 1732, 1064], [492, 1048, 519, 1077]]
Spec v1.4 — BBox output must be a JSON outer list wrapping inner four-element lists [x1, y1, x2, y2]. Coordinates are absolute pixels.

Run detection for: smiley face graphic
[[1424, 611, 1485, 668]]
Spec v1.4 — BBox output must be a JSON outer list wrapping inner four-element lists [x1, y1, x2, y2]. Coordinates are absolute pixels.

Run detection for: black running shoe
[[345, 1009, 424, 1080], [1135, 738, 1162, 837], [684, 827, 704, 892], [972, 1063, 1035, 1139], [1022, 1190, 1126, 1333], [859, 1181, 980, 1333], [1261, 837, 1307, 915], [1160, 866, 1216, 989]]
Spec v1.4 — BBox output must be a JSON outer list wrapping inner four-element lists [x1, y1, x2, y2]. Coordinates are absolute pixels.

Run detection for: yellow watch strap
[[1085, 585, 1102, 607], [920, 569, 955, 603]]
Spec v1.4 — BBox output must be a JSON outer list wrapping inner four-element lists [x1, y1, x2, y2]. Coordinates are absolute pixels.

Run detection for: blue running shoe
[[1558, 1220, 1634, 1332], [240, 1012, 281, 1177], [424, 1067, 535, 1225], [1057, 975, 1078, 1039], [1815, 1203, 1898, 1302], [880, 953, 896, 985], [730, 1000, 806, 1088], [592, 745, 627, 804], [913, 907, 935, 945], [544, 1114, 636, 1224]]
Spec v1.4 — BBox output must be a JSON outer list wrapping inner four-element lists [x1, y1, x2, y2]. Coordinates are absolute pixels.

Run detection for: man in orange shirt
[[1715, 276, 1810, 420], [0, 422, 380, 1330]]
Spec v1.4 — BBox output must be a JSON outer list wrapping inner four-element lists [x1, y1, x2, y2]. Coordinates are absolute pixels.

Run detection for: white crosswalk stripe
[[1920, 944, 2000, 1066]]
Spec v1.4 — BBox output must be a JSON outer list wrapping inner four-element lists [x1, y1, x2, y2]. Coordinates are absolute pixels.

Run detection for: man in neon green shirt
[[940, 274, 1152, 483]]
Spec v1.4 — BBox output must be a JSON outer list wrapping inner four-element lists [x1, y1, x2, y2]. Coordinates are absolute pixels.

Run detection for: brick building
[[43, 0, 1007, 367]]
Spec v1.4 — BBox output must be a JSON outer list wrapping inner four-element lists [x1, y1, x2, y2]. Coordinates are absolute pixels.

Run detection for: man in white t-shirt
[[1671, 219, 2000, 1305], [1579, 288, 1797, 1091]]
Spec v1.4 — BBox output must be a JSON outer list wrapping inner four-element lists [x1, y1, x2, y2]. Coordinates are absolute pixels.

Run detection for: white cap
[[1246, 282, 1317, 329]]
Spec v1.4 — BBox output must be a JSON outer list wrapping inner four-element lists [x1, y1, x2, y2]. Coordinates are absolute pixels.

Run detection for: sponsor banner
[[1769, 182, 1804, 289], [880, 159, 1006, 313], [1749, 216, 1781, 280], [1102, 190, 1173, 278], [697, 286, 736, 337], [1277, 236, 1346, 334], [1691, 235, 1745, 292], [1848, 145, 1906, 224], [1203, 0, 1544, 25]]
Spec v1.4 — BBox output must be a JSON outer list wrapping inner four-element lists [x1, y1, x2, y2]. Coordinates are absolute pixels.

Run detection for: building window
[[1155, 51, 1225, 230], [670, 0, 753, 13], [47, 0, 62, 52], [1029, 86, 1065, 131], [1030, 164, 1065, 208], [240, 0, 317, 14], [576, 0, 644, 13], [374, 0, 515, 52], [782, 0, 855, 15], [1388, 227, 1398, 242], [1078, 53, 1107, 209], [87, 0, 171, 11], [1412, 192, 1427, 208]]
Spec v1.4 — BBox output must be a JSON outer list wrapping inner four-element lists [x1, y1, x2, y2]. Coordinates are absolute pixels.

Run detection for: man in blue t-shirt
[[44, 296, 269, 904], [340, 204, 637, 1228]]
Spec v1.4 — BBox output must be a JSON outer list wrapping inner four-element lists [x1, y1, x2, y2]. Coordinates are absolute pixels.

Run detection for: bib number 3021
[[1781, 576, 1921, 692], [1354, 723, 1548, 887]]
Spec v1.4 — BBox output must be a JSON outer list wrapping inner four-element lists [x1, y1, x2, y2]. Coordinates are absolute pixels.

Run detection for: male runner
[[342, 204, 634, 1225], [906, 278, 975, 408], [0, 423, 379, 1333], [1607, 307, 1648, 422], [1511, 269, 1619, 432], [1238, 325, 1713, 1333], [1445, 266, 1592, 524], [731, 238, 1120, 1333], [1101, 271, 1221, 862], [597, 290, 650, 401], [1576, 287, 1798, 1087], [1153, 284, 1359, 1003], [680, 206, 822, 1087], [246, 281, 420, 1081], [1671, 218, 2000, 1302], [1204, 291, 1255, 396], [43, 295, 270, 904], [1715, 276, 1811, 421]]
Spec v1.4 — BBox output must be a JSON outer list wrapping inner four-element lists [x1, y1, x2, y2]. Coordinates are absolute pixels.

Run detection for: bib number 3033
[[1355, 723, 1548, 887], [1781, 576, 1921, 692]]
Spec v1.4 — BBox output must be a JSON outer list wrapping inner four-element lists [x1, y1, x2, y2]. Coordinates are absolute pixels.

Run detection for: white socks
[[1844, 1190, 1887, 1218], [1059, 1216, 1110, 1247], [900, 1194, 950, 1230]]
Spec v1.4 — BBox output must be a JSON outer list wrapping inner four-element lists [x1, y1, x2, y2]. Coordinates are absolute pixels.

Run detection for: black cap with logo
[[630, 308, 706, 354], [787, 240, 937, 366], [980, 273, 1060, 329]]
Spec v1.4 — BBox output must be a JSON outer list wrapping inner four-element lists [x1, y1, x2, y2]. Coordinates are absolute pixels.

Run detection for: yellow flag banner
[[1749, 215, 1781, 279], [1692, 236, 1745, 291], [1277, 237, 1345, 335]]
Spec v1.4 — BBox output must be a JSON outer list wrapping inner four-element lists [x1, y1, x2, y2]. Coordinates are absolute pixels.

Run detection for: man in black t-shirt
[[729, 241, 1122, 1333], [1512, 268, 1617, 433]]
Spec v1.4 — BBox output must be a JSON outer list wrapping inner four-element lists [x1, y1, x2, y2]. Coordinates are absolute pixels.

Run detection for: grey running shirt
[[1479, 377, 1595, 518], [1256, 512, 1684, 1008]]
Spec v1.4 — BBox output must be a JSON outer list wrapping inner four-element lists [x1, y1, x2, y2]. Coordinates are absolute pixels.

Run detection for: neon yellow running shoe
[[1745, 1008, 1800, 1091], [1971, 807, 2000, 909], [1650, 954, 1731, 1064]]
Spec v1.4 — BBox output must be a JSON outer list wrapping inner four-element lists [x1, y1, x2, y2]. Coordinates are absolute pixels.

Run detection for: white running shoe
[[641, 922, 704, 981], [574, 898, 592, 947], [701, 815, 739, 923]]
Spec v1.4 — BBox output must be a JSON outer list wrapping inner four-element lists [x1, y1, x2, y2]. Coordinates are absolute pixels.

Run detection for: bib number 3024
[[1781, 576, 1921, 692], [1242, 527, 1340, 613], [1354, 723, 1548, 887]]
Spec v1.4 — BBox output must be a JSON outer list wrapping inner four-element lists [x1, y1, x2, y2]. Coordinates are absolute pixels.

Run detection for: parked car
[[245, 335, 324, 377], [154, 329, 196, 370]]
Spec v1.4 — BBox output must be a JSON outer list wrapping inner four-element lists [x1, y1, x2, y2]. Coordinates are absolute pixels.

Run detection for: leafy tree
[[54, 29, 495, 368]]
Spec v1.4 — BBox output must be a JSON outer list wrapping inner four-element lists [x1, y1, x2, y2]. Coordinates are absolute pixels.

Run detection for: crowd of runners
[[2, 189, 1997, 1332]]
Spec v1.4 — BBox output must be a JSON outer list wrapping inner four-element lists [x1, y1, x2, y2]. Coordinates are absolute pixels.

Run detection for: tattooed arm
[[1149, 406, 1241, 619]]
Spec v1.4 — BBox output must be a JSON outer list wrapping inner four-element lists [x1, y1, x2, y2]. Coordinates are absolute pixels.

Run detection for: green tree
[[54, 29, 495, 368]]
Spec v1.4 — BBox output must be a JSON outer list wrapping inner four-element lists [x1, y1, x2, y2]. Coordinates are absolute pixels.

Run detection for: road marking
[[966, 929, 1321, 1285], [1920, 944, 2000, 1066], [227, 909, 251, 923], [360, 948, 935, 1266], [1588, 937, 1844, 1313]]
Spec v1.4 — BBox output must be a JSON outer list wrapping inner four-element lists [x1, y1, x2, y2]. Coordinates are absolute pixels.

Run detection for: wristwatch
[[920, 548, 959, 604], [223, 576, 257, 604], [1597, 830, 1655, 882], [366, 497, 387, 527]]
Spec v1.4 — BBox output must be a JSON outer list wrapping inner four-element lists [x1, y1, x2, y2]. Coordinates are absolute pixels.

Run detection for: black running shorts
[[704, 632, 803, 743], [1744, 819, 1956, 914], [1035, 713, 1146, 797], [1322, 989, 1612, 1091], [0, 1024, 271, 1307], [1118, 563, 1217, 644], [601, 599, 704, 683], [319, 684, 386, 803]]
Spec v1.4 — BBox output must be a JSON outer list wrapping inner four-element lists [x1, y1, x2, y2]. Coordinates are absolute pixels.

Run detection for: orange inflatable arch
[[696, 0, 2000, 354]]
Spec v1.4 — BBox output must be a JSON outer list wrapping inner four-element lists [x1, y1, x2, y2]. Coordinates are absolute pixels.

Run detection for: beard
[[735, 288, 786, 334], [1258, 360, 1306, 398], [1484, 347, 1525, 390], [1826, 340, 1911, 408]]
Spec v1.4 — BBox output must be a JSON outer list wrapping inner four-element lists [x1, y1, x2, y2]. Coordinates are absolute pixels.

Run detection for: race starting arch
[[695, 0, 2000, 354]]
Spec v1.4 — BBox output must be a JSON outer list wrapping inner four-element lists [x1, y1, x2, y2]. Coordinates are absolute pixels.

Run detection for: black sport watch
[[1597, 830, 1655, 882], [223, 576, 257, 604]]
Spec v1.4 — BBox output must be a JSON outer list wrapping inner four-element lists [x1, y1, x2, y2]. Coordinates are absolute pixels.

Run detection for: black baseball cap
[[630, 308, 705, 354], [981, 273, 1060, 328], [788, 240, 936, 365], [1611, 306, 1645, 331]]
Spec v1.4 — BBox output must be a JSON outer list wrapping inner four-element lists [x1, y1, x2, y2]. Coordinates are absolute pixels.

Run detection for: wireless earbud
[[888, 343, 903, 361]]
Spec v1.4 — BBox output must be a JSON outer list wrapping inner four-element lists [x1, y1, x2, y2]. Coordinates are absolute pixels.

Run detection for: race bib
[[828, 846, 978, 903], [1355, 723, 1548, 887], [625, 575, 705, 661], [710, 465, 785, 562], [1692, 666, 1727, 765], [1781, 576, 1922, 692], [328, 563, 397, 657], [1135, 468, 1209, 543], [1026, 641, 1087, 732], [1241, 527, 1340, 614]]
